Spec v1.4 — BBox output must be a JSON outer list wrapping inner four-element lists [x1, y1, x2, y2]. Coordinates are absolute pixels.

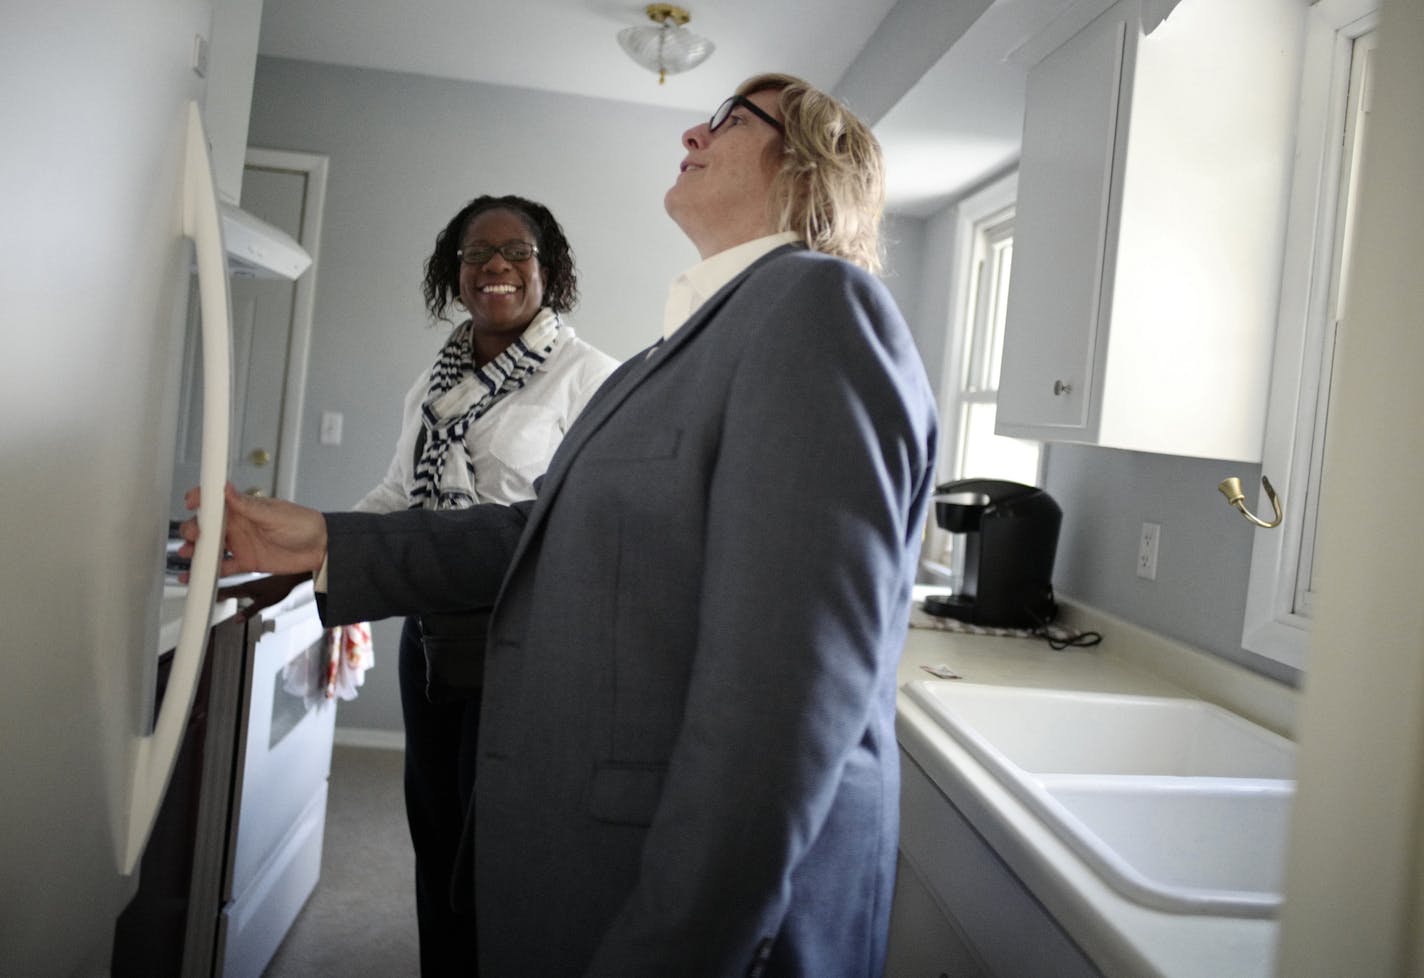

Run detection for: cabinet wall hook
[[1217, 475, 1283, 529]]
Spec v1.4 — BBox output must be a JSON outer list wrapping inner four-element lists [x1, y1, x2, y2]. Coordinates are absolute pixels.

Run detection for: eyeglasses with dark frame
[[456, 242, 540, 265], [709, 95, 785, 135]]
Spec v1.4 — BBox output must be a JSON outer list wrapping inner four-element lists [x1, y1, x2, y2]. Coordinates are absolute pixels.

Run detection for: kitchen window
[[1242, 0, 1379, 670], [923, 171, 1043, 582]]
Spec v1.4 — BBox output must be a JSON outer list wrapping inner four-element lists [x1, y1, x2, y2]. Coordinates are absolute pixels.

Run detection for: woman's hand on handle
[[178, 482, 329, 579]]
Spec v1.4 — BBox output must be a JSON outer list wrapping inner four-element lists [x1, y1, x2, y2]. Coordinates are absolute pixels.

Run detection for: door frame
[[245, 147, 327, 501]]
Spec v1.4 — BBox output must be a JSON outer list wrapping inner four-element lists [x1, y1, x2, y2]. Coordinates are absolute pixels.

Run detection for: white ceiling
[[874, 0, 1076, 214], [257, 0, 1073, 216]]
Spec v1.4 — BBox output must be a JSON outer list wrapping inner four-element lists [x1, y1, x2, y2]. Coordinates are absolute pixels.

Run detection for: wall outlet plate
[[1137, 522, 1161, 580]]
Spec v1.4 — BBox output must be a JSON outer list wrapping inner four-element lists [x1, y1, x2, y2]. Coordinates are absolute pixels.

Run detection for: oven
[[211, 583, 334, 977]]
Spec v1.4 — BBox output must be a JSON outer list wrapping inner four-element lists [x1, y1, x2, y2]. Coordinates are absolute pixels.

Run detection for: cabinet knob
[[1053, 379, 1073, 396], [244, 487, 266, 497], [247, 447, 271, 467]]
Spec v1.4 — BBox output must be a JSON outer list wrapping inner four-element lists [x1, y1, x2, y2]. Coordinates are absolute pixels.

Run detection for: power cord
[[1037, 625, 1103, 651], [1023, 595, 1103, 651]]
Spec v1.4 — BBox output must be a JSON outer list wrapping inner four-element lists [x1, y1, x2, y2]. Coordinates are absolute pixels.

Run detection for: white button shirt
[[661, 231, 802, 340]]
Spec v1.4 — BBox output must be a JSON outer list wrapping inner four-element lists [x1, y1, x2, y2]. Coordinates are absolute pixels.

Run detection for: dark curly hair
[[422, 194, 579, 322]]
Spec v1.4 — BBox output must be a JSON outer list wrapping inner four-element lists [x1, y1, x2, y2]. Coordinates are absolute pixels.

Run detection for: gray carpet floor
[[263, 744, 419, 977]]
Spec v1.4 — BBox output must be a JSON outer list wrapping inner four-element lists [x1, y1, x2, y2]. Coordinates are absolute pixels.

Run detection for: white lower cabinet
[[890, 749, 1102, 978], [886, 852, 988, 978]]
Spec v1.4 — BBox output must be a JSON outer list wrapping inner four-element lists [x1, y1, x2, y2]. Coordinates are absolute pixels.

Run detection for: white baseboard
[[333, 726, 405, 751]]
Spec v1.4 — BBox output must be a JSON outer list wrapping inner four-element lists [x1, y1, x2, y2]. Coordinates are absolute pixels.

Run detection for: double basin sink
[[905, 681, 1295, 918]]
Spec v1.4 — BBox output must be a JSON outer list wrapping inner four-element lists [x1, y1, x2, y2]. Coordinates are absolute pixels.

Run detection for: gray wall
[[1041, 445, 1293, 684], [249, 57, 704, 732], [895, 207, 957, 407], [880, 213, 927, 345]]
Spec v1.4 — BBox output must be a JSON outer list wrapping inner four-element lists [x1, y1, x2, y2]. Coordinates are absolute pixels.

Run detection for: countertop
[[896, 590, 1298, 978], [156, 581, 245, 655]]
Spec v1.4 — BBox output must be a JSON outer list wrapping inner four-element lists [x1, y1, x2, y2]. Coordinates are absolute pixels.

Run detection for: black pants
[[398, 616, 482, 976]]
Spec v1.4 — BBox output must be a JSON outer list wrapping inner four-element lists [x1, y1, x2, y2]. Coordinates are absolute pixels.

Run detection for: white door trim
[[244, 147, 327, 501]]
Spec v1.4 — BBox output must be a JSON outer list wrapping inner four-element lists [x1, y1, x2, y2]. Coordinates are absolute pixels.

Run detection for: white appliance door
[[0, 3, 232, 974], [216, 591, 335, 978]]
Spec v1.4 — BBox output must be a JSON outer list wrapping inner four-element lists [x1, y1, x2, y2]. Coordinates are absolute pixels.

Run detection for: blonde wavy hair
[[738, 73, 886, 275]]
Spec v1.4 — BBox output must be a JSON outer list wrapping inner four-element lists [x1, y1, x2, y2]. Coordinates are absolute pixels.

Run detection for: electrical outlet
[[1137, 522, 1161, 580]]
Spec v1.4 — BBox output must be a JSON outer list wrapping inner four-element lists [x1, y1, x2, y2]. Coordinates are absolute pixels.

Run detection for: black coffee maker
[[922, 479, 1061, 628]]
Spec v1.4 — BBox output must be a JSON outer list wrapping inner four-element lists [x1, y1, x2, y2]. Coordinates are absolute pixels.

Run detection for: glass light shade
[[617, 20, 714, 84]]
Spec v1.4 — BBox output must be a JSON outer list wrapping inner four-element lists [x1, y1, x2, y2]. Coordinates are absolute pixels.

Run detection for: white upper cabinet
[[996, 0, 1307, 462], [203, 0, 264, 205]]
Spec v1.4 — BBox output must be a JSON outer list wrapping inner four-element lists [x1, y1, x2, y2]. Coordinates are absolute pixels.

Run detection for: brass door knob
[[248, 448, 271, 467]]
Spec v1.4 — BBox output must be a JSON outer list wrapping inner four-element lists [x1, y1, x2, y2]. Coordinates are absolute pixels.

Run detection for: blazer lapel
[[497, 243, 801, 584]]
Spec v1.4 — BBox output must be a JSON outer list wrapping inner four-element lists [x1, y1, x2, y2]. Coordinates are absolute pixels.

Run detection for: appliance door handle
[[120, 101, 233, 875]]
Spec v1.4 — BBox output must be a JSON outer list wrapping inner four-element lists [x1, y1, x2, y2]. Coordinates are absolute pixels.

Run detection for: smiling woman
[[360, 194, 618, 973], [453, 211, 551, 365], [223, 192, 619, 974]]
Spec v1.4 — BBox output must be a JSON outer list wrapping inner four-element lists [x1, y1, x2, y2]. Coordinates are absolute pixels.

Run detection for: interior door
[[230, 164, 307, 498], [170, 162, 310, 512]]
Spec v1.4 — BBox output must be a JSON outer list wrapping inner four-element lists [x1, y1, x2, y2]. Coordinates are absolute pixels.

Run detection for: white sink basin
[[905, 681, 1296, 917], [907, 681, 1294, 779], [1041, 777, 1292, 916]]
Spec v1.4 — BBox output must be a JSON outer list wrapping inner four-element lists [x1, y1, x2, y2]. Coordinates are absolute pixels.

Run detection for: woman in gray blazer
[[184, 72, 937, 978]]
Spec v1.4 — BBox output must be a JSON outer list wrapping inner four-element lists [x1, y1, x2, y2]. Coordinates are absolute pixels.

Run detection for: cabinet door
[[897, 751, 1102, 977], [996, 7, 1127, 435], [886, 852, 988, 978]]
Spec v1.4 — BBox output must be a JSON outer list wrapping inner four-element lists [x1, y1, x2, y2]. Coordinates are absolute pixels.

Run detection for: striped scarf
[[407, 308, 563, 510]]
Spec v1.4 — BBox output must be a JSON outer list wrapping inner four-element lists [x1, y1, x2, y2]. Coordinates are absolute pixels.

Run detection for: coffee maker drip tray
[[921, 593, 975, 620]]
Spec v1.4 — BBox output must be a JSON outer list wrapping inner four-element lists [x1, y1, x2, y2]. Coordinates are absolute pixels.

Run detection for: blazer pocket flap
[[589, 762, 666, 826], [418, 611, 491, 702]]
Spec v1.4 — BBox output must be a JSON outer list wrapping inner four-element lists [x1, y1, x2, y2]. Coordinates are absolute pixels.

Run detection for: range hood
[[220, 202, 311, 280]]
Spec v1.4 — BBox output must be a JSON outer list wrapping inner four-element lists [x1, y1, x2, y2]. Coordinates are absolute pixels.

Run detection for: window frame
[[952, 217, 1015, 472], [1242, 0, 1380, 670], [923, 171, 1042, 578], [936, 171, 1020, 481]]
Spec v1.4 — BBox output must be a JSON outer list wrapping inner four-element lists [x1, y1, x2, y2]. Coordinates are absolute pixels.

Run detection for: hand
[[178, 482, 328, 579], [218, 571, 311, 621]]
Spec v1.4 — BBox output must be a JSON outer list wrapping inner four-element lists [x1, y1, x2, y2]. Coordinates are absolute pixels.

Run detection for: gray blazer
[[323, 245, 938, 977]]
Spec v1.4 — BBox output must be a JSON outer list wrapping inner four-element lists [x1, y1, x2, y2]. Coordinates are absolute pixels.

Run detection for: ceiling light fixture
[[617, 4, 714, 85]]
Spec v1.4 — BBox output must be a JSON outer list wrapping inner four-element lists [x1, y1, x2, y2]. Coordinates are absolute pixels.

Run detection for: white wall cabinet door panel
[[997, 9, 1125, 435], [997, 0, 1305, 463]]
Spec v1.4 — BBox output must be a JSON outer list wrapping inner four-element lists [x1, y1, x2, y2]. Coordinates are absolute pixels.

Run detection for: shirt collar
[[662, 231, 802, 340]]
